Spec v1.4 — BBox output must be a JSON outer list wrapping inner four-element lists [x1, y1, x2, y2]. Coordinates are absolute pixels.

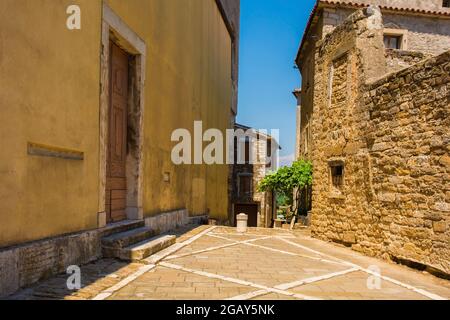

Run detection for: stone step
[[102, 227, 156, 257], [119, 235, 177, 262], [101, 220, 146, 238]]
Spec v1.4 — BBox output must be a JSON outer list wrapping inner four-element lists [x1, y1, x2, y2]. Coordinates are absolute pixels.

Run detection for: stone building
[[0, 0, 239, 297], [230, 124, 280, 228], [294, 0, 450, 276]]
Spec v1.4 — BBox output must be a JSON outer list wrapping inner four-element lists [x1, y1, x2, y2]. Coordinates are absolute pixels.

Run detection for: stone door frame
[[98, 3, 146, 227]]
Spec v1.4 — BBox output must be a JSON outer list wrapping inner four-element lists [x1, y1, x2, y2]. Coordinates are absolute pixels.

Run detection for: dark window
[[331, 165, 344, 188], [266, 139, 272, 168], [444, 0, 450, 8], [234, 137, 238, 164], [384, 35, 402, 49], [234, 136, 251, 164], [245, 138, 250, 164], [239, 175, 252, 197]]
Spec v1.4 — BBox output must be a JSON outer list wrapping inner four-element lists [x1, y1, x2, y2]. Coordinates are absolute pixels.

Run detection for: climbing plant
[[258, 159, 313, 220]]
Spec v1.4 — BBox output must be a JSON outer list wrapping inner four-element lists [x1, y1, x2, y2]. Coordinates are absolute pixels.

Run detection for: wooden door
[[106, 43, 129, 223], [234, 204, 258, 227]]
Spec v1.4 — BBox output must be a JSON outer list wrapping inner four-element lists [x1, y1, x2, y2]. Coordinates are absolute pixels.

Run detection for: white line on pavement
[[145, 226, 218, 264], [274, 267, 360, 290], [207, 233, 273, 243], [91, 226, 217, 300], [227, 268, 359, 300], [226, 290, 269, 301], [159, 262, 321, 301], [210, 232, 279, 238], [276, 237, 353, 266], [277, 237, 447, 300], [163, 234, 275, 261], [91, 264, 156, 300], [222, 236, 349, 266], [361, 268, 447, 301], [165, 242, 241, 261]]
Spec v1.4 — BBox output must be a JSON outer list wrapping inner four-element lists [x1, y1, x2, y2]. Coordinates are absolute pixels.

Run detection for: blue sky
[[237, 0, 316, 164]]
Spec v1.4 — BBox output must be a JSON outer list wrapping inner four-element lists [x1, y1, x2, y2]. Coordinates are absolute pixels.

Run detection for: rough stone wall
[[309, 6, 450, 275], [362, 52, 450, 274], [0, 229, 101, 298], [385, 49, 431, 72], [321, 6, 450, 56], [310, 7, 383, 251], [145, 209, 189, 234]]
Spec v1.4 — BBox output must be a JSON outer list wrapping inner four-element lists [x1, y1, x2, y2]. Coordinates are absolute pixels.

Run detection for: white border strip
[[144, 226, 217, 264], [210, 232, 273, 238], [275, 267, 359, 290], [277, 237, 447, 300], [92, 226, 216, 300], [239, 237, 348, 266], [207, 233, 273, 243], [165, 242, 241, 261], [160, 262, 321, 300], [361, 268, 447, 301], [226, 290, 269, 301], [92, 264, 156, 300]]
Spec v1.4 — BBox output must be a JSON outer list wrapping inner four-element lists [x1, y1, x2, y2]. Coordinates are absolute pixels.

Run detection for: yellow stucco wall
[[0, 0, 102, 247], [0, 0, 232, 247]]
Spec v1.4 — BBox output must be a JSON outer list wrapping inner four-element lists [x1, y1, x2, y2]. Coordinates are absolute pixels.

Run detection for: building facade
[[230, 124, 279, 228], [0, 0, 239, 296], [295, 0, 450, 276]]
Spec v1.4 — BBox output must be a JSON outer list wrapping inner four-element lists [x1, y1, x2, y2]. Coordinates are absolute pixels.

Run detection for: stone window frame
[[303, 122, 310, 155], [327, 52, 351, 109], [98, 3, 147, 227], [328, 159, 346, 198], [237, 173, 253, 198], [383, 28, 408, 50]]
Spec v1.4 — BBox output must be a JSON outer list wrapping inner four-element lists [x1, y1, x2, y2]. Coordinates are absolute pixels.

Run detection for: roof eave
[[295, 1, 450, 68]]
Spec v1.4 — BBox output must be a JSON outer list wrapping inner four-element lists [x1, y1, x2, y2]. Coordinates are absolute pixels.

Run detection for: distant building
[[230, 124, 280, 228], [294, 0, 450, 276]]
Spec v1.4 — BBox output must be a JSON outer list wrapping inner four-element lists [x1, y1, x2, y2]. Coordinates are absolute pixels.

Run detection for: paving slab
[[9, 226, 450, 300]]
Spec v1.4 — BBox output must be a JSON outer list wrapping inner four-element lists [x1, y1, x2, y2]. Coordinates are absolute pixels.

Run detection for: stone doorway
[[105, 43, 130, 223], [98, 3, 147, 227]]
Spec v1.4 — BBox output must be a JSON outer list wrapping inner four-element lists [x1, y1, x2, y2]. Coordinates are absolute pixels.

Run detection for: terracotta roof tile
[[296, 0, 450, 66], [321, 0, 450, 16]]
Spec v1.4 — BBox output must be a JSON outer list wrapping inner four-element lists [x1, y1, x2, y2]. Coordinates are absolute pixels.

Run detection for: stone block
[[0, 249, 19, 298], [439, 155, 450, 168], [343, 231, 356, 244], [433, 221, 447, 233], [434, 202, 450, 212], [378, 192, 397, 203], [98, 212, 107, 228]]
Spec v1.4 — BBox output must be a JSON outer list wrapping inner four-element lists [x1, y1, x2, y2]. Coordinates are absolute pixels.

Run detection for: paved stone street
[[10, 226, 450, 300]]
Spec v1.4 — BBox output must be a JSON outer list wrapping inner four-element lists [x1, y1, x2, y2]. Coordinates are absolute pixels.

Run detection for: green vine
[[258, 159, 313, 218]]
